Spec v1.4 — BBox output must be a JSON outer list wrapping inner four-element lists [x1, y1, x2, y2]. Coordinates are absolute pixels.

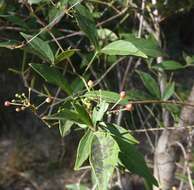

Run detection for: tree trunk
[[154, 85, 194, 190]]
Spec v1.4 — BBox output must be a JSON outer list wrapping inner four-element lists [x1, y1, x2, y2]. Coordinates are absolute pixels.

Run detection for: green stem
[[84, 51, 98, 74]]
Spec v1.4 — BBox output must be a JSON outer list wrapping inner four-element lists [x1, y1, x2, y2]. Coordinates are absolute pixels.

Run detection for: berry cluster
[[119, 91, 133, 112], [4, 92, 52, 113], [4, 93, 31, 112]]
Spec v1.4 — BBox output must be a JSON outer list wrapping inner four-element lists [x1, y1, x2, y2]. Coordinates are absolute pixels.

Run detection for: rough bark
[[154, 85, 194, 190], [154, 130, 176, 190]]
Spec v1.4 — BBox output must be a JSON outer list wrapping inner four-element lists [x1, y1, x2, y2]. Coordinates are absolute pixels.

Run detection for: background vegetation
[[1, 0, 194, 190]]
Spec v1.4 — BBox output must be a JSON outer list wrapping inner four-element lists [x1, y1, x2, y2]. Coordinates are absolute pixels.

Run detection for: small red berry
[[4, 101, 11, 107], [125, 103, 133, 111], [120, 91, 126, 99]]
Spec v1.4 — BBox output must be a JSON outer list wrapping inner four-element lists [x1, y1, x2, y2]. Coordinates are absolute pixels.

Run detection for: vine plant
[[1, 0, 194, 190]]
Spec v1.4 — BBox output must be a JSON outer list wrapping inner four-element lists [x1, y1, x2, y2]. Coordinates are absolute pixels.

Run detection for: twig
[[95, 57, 126, 86], [50, 31, 83, 42], [8, 0, 83, 49], [174, 142, 194, 190], [136, 104, 155, 151], [128, 125, 194, 133], [88, 0, 120, 13], [115, 168, 124, 189], [130, 99, 194, 108], [138, 0, 146, 38], [120, 57, 133, 91], [97, 7, 128, 27], [77, 169, 90, 185]]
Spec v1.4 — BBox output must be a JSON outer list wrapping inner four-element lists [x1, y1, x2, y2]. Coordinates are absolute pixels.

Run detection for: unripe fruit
[[15, 94, 19, 98], [125, 103, 133, 111], [16, 108, 20, 112], [119, 91, 126, 99], [4, 101, 11, 107], [46, 97, 52, 103], [87, 80, 94, 88], [21, 107, 25, 111]]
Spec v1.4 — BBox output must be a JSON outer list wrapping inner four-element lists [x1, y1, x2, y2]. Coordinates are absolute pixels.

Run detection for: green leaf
[[83, 90, 128, 105], [97, 28, 118, 41], [71, 74, 90, 93], [48, 0, 68, 23], [30, 63, 72, 95], [121, 33, 165, 57], [27, 0, 48, 4], [101, 40, 147, 58], [183, 52, 194, 65], [119, 150, 158, 189], [48, 7, 62, 23], [162, 82, 175, 100], [0, 0, 5, 13], [81, 52, 96, 68], [153, 60, 184, 70], [136, 70, 160, 98], [44, 108, 83, 124], [113, 136, 158, 188], [0, 15, 29, 29], [74, 130, 94, 170], [74, 4, 99, 49], [21, 33, 54, 63], [104, 123, 139, 144], [55, 49, 77, 64], [59, 120, 74, 137], [66, 183, 89, 190], [90, 132, 119, 190], [164, 104, 180, 115], [74, 103, 93, 126], [92, 101, 109, 126]]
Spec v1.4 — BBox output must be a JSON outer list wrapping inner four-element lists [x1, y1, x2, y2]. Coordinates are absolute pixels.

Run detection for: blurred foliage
[[1, 0, 194, 189]]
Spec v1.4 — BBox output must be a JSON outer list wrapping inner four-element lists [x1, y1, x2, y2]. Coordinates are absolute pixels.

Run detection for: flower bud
[[15, 94, 19, 98], [119, 91, 126, 99], [46, 97, 52, 103], [125, 103, 133, 111], [87, 80, 94, 88], [16, 108, 20, 112]]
